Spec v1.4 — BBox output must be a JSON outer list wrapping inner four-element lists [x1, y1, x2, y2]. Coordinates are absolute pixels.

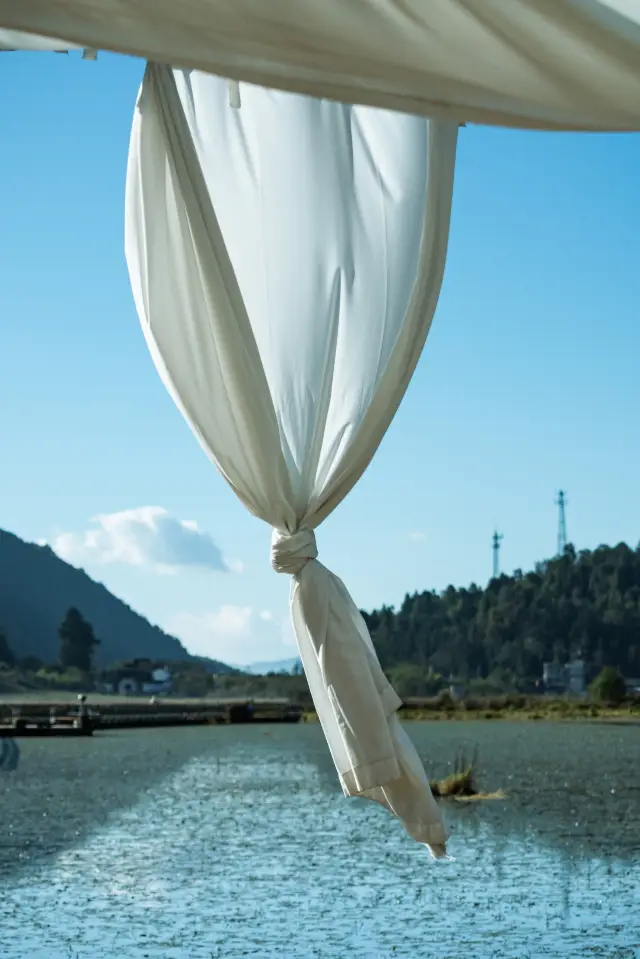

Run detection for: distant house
[[542, 662, 565, 694], [542, 659, 586, 696], [565, 659, 586, 695], [99, 660, 173, 696]]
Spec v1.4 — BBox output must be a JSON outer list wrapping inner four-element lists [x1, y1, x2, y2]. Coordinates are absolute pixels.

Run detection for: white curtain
[[4, 2, 640, 129], [125, 64, 457, 855]]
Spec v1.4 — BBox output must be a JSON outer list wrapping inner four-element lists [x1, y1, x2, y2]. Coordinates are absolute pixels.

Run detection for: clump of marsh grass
[[430, 748, 506, 801], [430, 766, 477, 797], [430, 747, 478, 797]]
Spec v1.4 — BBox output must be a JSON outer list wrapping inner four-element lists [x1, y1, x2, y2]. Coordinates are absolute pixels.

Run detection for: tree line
[[0, 607, 99, 675], [362, 542, 640, 694]]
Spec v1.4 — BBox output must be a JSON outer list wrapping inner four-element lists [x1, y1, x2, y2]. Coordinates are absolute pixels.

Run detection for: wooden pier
[[0, 706, 93, 738], [0, 697, 303, 737]]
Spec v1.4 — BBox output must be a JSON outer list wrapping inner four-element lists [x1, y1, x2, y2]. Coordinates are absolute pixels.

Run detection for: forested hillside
[[363, 543, 640, 689]]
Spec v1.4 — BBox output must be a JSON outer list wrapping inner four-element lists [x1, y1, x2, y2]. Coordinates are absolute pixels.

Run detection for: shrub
[[589, 666, 626, 705], [436, 690, 456, 711]]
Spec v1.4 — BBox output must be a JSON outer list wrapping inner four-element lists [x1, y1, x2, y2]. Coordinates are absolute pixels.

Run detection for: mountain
[[243, 657, 301, 675], [0, 528, 229, 670]]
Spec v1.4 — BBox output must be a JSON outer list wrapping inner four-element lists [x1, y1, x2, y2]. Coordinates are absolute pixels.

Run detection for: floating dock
[[0, 697, 303, 737]]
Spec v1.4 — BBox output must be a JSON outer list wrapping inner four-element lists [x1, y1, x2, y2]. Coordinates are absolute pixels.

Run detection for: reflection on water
[[1, 722, 638, 958]]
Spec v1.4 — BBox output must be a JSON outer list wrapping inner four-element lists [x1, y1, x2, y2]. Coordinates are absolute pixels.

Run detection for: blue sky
[[1, 50, 639, 665]]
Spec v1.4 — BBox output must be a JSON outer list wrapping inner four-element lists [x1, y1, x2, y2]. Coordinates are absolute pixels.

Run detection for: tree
[[58, 607, 100, 672], [387, 663, 446, 699], [0, 628, 15, 667], [589, 666, 626, 704]]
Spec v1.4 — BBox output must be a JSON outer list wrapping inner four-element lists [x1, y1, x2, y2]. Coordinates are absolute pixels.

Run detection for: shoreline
[[305, 707, 640, 724], [2, 692, 638, 729]]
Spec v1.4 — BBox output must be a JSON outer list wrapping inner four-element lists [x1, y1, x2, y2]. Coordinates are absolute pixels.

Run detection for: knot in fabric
[[270, 528, 317, 575]]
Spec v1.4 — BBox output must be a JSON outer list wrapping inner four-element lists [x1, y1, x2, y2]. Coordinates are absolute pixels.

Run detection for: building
[[565, 659, 586, 695], [99, 660, 173, 696], [542, 662, 565, 694], [542, 659, 586, 696]]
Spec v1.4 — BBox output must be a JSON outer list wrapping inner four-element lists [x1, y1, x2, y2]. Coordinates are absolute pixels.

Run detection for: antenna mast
[[492, 530, 503, 579], [555, 490, 568, 554]]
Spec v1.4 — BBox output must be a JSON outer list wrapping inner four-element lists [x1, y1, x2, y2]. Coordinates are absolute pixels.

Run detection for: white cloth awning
[[125, 64, 457, 853], [3, 2, 640, 130]]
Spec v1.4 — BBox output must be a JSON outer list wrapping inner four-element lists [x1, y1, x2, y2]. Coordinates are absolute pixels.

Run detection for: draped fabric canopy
[[3, 1, 640, 129], [125, 64, 458, 854], [3, 0, 639, 855]]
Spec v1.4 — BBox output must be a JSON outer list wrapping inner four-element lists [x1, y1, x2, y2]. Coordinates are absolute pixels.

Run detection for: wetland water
[[1, 721, 638, 958]]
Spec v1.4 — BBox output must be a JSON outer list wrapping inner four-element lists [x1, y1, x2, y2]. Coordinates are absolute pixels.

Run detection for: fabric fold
[[125, 62, 457, 854], [5, 3, 640, 129], [292, 558, 448, 852]]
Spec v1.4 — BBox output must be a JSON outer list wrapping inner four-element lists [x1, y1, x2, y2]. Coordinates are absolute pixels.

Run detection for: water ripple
[[1, 722, 638, 958]]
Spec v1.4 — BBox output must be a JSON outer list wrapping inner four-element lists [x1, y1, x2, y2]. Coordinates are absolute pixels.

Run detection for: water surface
[[1, 721, 638, 958]]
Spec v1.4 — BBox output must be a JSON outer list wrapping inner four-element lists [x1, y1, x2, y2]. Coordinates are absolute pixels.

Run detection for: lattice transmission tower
[[555, 490, 568, 555]]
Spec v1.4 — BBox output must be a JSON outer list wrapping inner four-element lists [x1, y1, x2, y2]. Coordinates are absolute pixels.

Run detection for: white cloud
[[259, 610, 275, 621], [167, 607, 251, 662], [180, 520, 199, 532], [167, 605, 288, 664], [170, 606, 253, 645], [51, 507, 238, 574], [408, 530, 426, 543]]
